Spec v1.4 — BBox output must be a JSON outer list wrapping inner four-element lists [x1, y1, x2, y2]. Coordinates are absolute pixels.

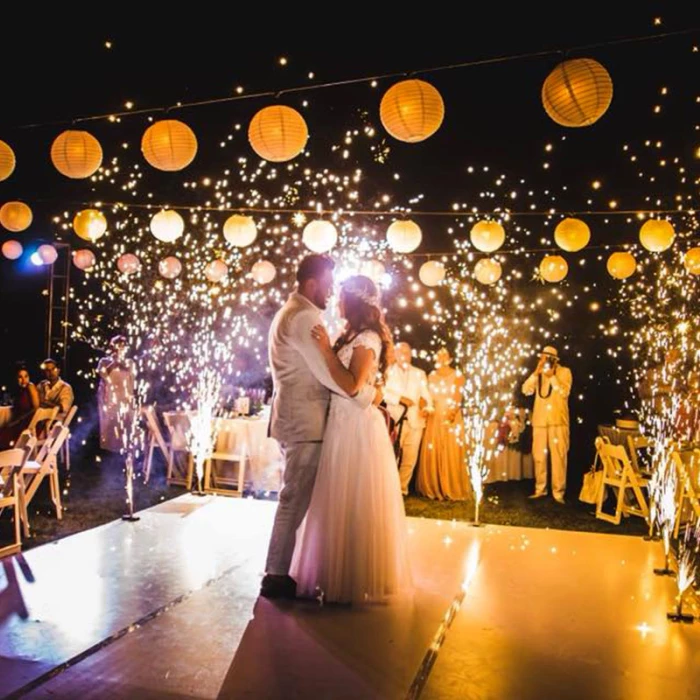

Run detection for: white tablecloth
[[0, 406, 12, 428]]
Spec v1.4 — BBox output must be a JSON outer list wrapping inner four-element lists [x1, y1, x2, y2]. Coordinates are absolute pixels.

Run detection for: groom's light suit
[[265, 291, 375, 576]]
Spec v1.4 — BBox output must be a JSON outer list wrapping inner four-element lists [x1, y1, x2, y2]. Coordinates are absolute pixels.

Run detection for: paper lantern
[[387, 220, 422, 253], [554, 218, 590, 252], [606, 251, 636, 280], [251, 260, 276, 284], [159, 256, 182, 279], [73, 209, 107, 242], [223, 215, 257, 247], [117, 253, 141, 275], [639, 219, 675, 252], [540, 255, 568, 283], [37, 244, 58, 265], [302, 220, 338, 253], [1, 240, 22, 260], [474, 258, 502, 285], [150, 209, 185, 243], [248, 105, 308, 162], [683, 248, 700, 276], [141, 119, 198, 171], [0, 140, 16, 181], [542, 58, 613, 128], [51, 130, 103, 178], [380, 79, 445, 143], [360, 259, 386, 283], [0, 201, 32, 232], [419, 260, 446, 287], [73, 249, 96, 271], [470, 221, 505, 253], [205, 259, 228, 282]]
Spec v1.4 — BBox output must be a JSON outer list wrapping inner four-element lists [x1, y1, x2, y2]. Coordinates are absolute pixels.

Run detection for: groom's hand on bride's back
[[372, 385, 384, 406]]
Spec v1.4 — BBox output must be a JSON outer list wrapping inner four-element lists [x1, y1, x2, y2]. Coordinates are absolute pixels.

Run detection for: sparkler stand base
[[467, 522, 483, 528], [667, 611, 694, 623], [121, 514, 141, 522], [643, 534, 661, 542], [190, 490, 207, 497], [653, 567, 676, 577]]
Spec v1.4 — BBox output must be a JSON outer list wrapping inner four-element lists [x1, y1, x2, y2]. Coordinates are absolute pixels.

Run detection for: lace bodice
[[336, 330, 382, 379]]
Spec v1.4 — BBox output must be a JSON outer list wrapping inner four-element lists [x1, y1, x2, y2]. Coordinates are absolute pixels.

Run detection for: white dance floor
[[0, 495, 698, 699]]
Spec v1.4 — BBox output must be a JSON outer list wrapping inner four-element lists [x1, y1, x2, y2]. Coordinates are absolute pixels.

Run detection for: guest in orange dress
[[416, 348, 470, 500]]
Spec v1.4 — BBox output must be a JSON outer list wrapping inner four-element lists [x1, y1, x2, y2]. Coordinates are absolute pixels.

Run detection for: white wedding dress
[[291, 330, 412, 604]]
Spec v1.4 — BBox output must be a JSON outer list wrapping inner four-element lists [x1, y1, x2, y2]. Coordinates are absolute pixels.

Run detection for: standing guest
[[97, 335, 137, 453], [521, 346, 572, 504], [384, 342, 433, 496], [38, 358, 74, 420], [416, 347, 470, 500], [0, 366, 40, 449]]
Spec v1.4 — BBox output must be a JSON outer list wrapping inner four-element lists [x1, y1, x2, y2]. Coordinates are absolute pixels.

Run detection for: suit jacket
[[268, 292, 375, 443], [384, 364, 433, 430], [521, 365, 572, 428], [38, 379, 74, 420]]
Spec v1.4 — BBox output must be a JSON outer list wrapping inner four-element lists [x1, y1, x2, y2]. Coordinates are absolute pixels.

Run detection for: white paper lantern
[[0, 140, 16, 181], [73, 209, 108, 242], [37, 244, 58, 265], [683, 247, 700, 276], [302, 220, 338, 253], [359, 259, 386, 283], [251, 260, 276, 284], [159, 256, 182, 279], [540, 255, 568, 283], [474, 258, 502, 285], [387, 220, 422, 253], [205, 259, 228, 282], [0, 201, 32, 232], [248, 105, 308, 162], [73, 249, 96, 271], [639, 219, 675, 252], [470, 221, 505, 253], [419, 260, 446, 286], [223, 214, 257, 248], [117, 253, 141, 275], [554, 218, 590, 252], [1, 240, 22, 260], [150, 209, 185, 243], [606, 251, 636, 280]]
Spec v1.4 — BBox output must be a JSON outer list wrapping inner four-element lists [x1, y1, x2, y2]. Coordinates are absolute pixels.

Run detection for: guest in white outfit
[[521, 346, 572, 504], [97, 335, 137, 453], [261, 255, 377, 600], [384, 342, 433, 495], [38, 358, 74, 420]]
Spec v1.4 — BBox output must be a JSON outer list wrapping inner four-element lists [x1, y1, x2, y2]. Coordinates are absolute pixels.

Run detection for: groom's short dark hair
[[297, 254, 335, 284]]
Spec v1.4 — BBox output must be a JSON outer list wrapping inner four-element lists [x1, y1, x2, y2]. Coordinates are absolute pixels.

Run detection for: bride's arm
[[311, 325, 376, 397]]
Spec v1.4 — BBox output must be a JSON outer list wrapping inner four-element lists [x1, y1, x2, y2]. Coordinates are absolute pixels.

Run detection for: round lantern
[[470, 220, 505, 253], [606, 251, 636, 280], [302, 220, 338, 253], [51, 130, 103, 178], [0, 140, 16, 181], [554, 218, 590, 252], [117, 253, 141, 275], [0, 201, 32, 232], [380, 79, 445, 143], [540, 255, 568, 283], [37, 244, 58, 266], [360, 259, 386, 283], [251, 260, 276, 285], [248, 105, 308, 162], [73, 249, 96, 271], [639, 219, 675, 252], [419, 260, 446, 287], [387, 219, 422, 253], [542, 58, 613, 128], [158, 256, 182, 279], [1, 240, 22, 260], [474, 258, 502, 285], [205, 259, 228, 282], [223, 214, 257, 248], [141, 119, 198, 172], [683, 247, 700, 276], [150, 209, 184, 243], [73, 209, 107, 242]]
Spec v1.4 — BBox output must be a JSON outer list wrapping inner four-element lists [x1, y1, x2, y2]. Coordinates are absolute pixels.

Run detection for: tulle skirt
[[291, 397, 412, 604]]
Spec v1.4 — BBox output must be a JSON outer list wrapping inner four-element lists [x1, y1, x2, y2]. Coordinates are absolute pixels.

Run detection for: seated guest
[[0, 365, 40, 449], [38, 358, 74, 420]]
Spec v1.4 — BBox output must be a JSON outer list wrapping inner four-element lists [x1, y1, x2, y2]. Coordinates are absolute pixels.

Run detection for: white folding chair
[[0, 448, 31, 558], [673, 449, 700, 538], [203, 419, 247, 497], [142, 405, 169, 484], [627, 434, 652, 476], [59, 405, 78, 471], [26, 406, 59, 458], [163, 412, 194, 489]]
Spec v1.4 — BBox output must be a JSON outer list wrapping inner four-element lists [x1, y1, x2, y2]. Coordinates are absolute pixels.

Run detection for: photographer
[[521, 346, 572, 504]]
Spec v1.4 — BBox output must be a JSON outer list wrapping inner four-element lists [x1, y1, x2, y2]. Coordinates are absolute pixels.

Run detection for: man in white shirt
[[38, 358, 74, 420], [521, 346, 572, 504], [384, 342, 433, 495]]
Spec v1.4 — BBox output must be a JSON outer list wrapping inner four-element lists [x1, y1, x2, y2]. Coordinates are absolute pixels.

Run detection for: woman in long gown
[[97, 335, 137, 453], [0, 366, 39, 449], [416, 348, 470, 500], [291, 275, 411, 604]]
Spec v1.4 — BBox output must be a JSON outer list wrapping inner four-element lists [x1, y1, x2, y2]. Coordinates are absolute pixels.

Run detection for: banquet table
[[0, 406, 11, 428]]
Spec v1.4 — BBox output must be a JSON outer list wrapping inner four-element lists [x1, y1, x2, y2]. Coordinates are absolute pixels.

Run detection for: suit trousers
[[265, 441, 323, 576], [532, 424, 569, 499], [398, 425, 425, 495]]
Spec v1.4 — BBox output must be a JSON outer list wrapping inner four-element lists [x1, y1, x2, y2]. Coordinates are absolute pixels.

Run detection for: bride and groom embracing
[[260, 254, 411, 604]]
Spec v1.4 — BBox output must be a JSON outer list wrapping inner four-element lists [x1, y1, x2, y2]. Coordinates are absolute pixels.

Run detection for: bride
[[290, 275, 412, 604]]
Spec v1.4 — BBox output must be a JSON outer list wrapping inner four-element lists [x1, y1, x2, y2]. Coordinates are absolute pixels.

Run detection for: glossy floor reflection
[[1, 496, 698, 699]]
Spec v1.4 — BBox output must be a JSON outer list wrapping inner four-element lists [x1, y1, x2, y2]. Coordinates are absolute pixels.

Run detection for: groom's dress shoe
[[260, 574, 297, 600]]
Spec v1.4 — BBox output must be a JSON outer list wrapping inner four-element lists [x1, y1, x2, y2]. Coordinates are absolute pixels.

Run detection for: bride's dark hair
[[333, 275, 394, 377]]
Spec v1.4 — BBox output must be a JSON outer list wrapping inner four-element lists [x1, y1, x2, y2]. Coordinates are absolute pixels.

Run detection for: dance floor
[[1, 495, 699, 699]]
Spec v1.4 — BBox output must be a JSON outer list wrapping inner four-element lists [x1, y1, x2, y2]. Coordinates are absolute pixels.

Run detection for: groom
[[261, 254, 377, 599]]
